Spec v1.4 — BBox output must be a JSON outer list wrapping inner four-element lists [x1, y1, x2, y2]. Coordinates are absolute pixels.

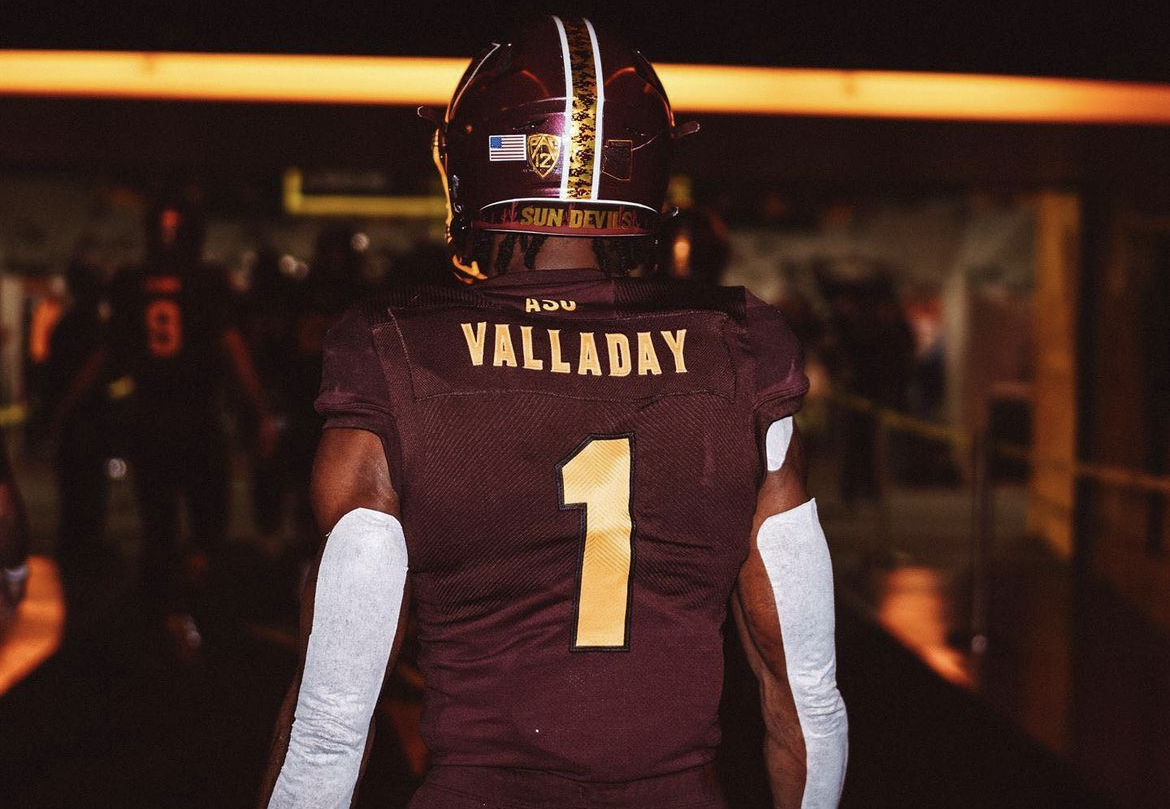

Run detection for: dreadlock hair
[[469, 229, 495, 279], [494, 233, 520, 273], [483, 233, 549, 273], [591, 236, 656, 276], [522, 235, 546, 268], [469, 231, 656, 278]]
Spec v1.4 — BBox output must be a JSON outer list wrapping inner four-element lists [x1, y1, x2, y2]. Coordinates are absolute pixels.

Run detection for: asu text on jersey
[[315, 268, 807, 782]]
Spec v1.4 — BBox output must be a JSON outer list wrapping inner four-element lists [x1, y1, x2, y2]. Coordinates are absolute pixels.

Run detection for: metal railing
[[823, 387, 1170, 653]]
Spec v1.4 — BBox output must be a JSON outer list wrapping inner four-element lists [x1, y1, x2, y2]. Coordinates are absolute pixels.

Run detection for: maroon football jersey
[[316, 268, 806, 781], [107, 258, 235, 416]]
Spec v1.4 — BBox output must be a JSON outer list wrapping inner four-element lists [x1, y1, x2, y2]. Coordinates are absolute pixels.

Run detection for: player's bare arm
[[221, 326, 279, 458], [259, 427, 410, 809], [732, 421, 848, 809]]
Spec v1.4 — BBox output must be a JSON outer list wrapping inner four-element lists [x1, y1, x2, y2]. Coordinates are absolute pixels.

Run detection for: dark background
[[1, 4, 1168, 809], [5, 0, 1170, 204], [3, 0, 1169, 82]]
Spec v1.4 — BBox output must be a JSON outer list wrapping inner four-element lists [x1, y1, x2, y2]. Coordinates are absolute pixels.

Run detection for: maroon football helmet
[[429, 15, 695, 280]]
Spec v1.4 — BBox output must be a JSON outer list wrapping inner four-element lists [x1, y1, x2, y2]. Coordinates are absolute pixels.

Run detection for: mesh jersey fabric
[[315, 268, 806, 781]]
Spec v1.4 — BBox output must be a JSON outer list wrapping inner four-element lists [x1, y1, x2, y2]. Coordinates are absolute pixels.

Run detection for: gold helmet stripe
[[553, 16, 601, 201]]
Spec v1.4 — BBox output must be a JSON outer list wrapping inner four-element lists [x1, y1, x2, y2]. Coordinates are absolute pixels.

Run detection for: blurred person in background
[[238, 245, 298, 557], [281, 225, 367, 561], [818, 266, 915, 511], [36, 257, 118, 595], [0, 436, 31, 636], [656, 201, 731, 285], [24, 277, 67, 422], [900, 287, 959, 486], [54, 186, 277, 661]]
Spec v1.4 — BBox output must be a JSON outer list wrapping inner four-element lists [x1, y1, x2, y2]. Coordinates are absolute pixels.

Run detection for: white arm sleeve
[[765, 416, 795, 472], [268, 508, 409, 809], [757, 499, 849, 809]]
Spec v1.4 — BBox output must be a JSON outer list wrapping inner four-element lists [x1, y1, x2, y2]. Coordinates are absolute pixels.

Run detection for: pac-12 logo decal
[[527, 134, 561, 179]]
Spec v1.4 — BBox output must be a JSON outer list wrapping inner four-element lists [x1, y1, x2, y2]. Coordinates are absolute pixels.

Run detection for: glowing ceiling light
[[2, 50, 1170, 124]]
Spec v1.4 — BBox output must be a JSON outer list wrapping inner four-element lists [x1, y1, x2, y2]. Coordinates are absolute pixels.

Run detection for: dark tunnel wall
[[5, 97, 1170, 198]]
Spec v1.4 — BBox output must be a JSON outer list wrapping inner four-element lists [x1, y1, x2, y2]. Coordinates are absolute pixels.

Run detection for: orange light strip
[[3, 50, 1170, 124], [0, 556, 66, 696], [0, 51, 464, 106], [661, 64, 1170, 124]]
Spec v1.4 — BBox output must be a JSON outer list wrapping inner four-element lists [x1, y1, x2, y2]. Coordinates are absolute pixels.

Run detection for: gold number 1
[[558, 436, 634, 650]]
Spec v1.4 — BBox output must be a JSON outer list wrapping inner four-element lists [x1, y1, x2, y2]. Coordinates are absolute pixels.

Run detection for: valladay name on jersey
[[460, 322, 688, 377]]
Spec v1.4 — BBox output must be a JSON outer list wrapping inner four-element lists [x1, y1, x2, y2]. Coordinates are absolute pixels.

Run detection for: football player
[[56, 189, 277, 659], [260, 15, 847, 809], [40, 258, 115, 581]]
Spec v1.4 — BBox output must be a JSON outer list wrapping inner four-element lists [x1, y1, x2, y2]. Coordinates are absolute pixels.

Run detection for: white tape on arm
[[757, 499, 848, 809], [268, 508, 409, 809], [766, 417, 794, 472]]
